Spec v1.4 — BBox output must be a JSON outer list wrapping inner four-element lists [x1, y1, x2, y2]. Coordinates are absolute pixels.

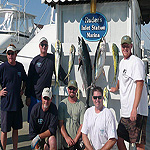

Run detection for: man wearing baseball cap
[[110, 35, 148, 150], [58, 80, 86, 150], [29, 87, 58, 150], [0, 44, 27, 150], [25, 37, 68, 122]]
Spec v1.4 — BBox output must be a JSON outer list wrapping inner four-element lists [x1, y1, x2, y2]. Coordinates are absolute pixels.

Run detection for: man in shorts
[[0, 44, 27, 150], [110, 35, 148, 150], [58, 80, 86, 150], [29, 87, 58, 150]]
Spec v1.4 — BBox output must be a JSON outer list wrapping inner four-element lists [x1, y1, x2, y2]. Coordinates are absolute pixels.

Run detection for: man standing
[[0, 44, 27, 150], [29, 87, 58, 150], [110, 35, 148, 150], [58, 80, 86, 150], [25, 37, 67, 122], [81, 86, 117, 150]]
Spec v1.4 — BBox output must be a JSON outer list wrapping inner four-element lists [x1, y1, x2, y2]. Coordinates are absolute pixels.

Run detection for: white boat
[[0, 1, 39, 61]]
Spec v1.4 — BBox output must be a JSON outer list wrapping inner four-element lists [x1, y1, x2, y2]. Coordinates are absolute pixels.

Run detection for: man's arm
[[59, 120, 75, 147], [82, 133, 93, 150], [74, 124, 82, 143], [130, 80, 144, 121], [100, 138, 117, 150], [110, 80, 119, 93], [20, 81, 26, 96], [39, 130, 51, 139]]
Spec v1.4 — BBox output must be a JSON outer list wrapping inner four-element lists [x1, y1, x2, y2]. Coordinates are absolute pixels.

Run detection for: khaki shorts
[[117, 114, 147, 144]]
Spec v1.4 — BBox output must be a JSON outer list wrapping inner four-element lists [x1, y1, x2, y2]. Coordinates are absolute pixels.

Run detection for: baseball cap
[[39, 37, 48, 44], [68, 80, 78, 89], [42, 88, 52, 99], [6, 45, 16, 53], [121, 35, 132, 45]]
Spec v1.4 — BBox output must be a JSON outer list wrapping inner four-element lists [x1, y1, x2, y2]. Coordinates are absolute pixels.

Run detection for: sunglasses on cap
[[43, 96, 51, 101], [7, 51, 15, 55], [93, 96, 102, 100], [68, 87, 77, 91], [121, 44, 130, 48], [41, 43, 48, 47]]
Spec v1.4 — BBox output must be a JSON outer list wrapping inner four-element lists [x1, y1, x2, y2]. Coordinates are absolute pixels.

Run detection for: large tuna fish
[[78, 37, 92, 108], [112, 43, 119, 84], [94, 37, 106, 82], [64, 44, 76, 81], [55, 40, 62, 87]]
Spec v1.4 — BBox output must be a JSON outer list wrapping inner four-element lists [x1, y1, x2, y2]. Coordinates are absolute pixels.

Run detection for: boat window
[[0, 12, 14, 31]]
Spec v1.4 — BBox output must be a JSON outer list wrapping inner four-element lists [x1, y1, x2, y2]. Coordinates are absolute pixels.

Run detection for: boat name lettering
[[84, 17, 102, 23]]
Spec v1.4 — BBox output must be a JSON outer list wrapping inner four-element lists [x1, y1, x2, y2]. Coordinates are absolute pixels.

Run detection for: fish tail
[[64, 73, 69, 81], [55, 81, 60, 88]]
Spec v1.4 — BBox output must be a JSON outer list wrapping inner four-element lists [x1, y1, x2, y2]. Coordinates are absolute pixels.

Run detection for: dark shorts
[[1, 110, 23, 132], [28, 96, 41, 122], [117, 114, 147, 145]]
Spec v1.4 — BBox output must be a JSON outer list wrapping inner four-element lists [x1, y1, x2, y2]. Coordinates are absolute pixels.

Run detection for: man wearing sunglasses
[[25, 37, 68, 122], [58, 80, 86, 150], [82, 86, 117, 150], [110, 35, 148, 150], [29, 87, 58, 150], [0, 44, 27, 150]]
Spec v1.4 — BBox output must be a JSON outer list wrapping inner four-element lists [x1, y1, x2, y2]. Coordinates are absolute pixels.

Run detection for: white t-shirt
[[118, 55, 148, 117], [81, 106, 117, 150]]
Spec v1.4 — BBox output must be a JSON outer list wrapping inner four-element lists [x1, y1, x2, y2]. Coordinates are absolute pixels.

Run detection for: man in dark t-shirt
[[29, 87, 58, 150], [0, 44, 27, 150], [25, 37, 67, 122]]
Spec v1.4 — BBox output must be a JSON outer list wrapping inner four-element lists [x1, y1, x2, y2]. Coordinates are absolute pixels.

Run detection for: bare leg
[[12, 129, 18, 150], [44, 136, 57, 150], [136, 143, 145, 150], [117, 137, 127, 150], [1, 131, 7, 150]]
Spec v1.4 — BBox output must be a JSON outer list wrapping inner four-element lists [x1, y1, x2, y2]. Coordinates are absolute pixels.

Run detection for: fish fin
[[102, 69, 105, 77]]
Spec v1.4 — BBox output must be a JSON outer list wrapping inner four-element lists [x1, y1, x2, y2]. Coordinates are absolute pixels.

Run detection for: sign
[[80, 12, 108, 41]]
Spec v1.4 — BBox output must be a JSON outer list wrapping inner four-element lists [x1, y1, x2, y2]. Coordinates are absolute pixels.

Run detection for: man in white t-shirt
[[81, 86, 117, 150], [110, 35, 148, 150]]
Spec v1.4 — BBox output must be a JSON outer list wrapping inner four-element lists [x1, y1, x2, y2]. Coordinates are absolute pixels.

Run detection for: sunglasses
[[43, 96, 50, 101], [68, 87, 77, 91], [121, 44, 130, 48], [93, 96, 102, 100], [7, 52, 15, 55], [41, 43, 48, 47]]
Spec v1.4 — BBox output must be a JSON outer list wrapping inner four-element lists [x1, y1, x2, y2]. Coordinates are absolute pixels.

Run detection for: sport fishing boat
[[0, 0, 38, 61]]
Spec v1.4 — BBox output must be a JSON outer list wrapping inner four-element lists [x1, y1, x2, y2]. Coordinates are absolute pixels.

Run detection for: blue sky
[[2, 0, 50, 24], [3, 0, 150, 49]]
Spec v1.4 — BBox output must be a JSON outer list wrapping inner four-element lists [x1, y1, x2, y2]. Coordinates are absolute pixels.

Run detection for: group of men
[[0, 35, 148, 150]]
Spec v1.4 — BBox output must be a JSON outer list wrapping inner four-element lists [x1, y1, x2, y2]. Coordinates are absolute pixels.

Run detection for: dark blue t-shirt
[[25, 53, 67, 100], [29, 102, 58, 140], [0, 61, 27, 111]]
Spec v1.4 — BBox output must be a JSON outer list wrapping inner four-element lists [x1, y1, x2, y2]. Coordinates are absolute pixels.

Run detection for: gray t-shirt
[[58, 97, 86, 147]]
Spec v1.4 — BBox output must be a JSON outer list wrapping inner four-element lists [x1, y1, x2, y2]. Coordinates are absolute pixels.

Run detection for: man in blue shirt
[[25, 37, 67, 122], [29, 87, 58, 150], [0, 44, 27, 150]]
